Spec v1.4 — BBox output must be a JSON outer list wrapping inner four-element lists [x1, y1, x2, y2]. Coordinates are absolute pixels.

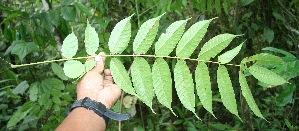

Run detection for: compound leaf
[[152, 58, 175, 115], [85, 20, 99, 55], [218, 42, 244, 64], [176, 18, 215, 58], [195, 62, 215, 117], [131, 57, 154, 112], [174, 60, 199, 119], [155, 19, 189, 56], [248, 65, 288, 86], [63, 60, 85, 78], [61, 32, 78, 58], [133, 14, 164, 54], [198, 34, 238, 61], [110, 58, 136, 95], [239, 71, 266, 120], [51, 63, 68, 80], [247, 53, 283, 65], [217, 65, 241, 120], [108, 15, 133, 54]]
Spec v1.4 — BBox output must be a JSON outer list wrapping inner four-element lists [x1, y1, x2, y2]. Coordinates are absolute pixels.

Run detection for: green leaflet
[[131, 57, 154, 112], [262, 47, 296, 59], [247, 53, 283, 65], [63, 60, 85, 78], [195, 62, 215, 117], [239, 71, 266, 120], [12, 81, 29, 95], [11, 41, 39, 61], [85, 60, 96, 72], [84, 20, 99, 55], [133, 14, 164, 54], [108, 15, 133, 54], [176, 18, 215, 58], [29, 82, 39, 101], [218, 42, 244, 64], [152, 58, 175, 115], [215, 0, 221, 13], [51, 63, 68, 80], [174, 60, 199, 119], [155, 19, 189, 56], [74, 2, 92, 16], [7, 106, 32, 128], [110, 58, 136, 95], [198, 34, 238, 61], [61, 32, 78, 58], [217, 65, 241, 120], [248, 65, 288, 86]]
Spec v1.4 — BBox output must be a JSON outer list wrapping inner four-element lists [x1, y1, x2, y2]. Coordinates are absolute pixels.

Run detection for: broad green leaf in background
[[110, 58, 136, 95], [223, 0, 229, 14], [61, 32, 78, 58], [40, 78, 65, 91], [207, 0, 212, 13], [61, 6, 76, 21], [85, 60, 96, 72], [174, 60, 199, 119], [7, 107, 32, 128], [11, 41, 39, 61], [198, 34, 238, 61], [85, 20, 99, 55], [249, 65, 288, 86], [218, 42, 244, 64], [247, 53, 283, 65], [176, 18, 215, 58], [277, 83, 296, 106], [74, 2, 92, 16], [195, 62, 215, 117], [12, 81, 29, 95], [241, 0, 254, 6], [217, 65, 241, 120], [215, 0, 221, 13], [38, 92, 50, 106], [48, 9, 60, 27], [155, 19, 189, 56], [152, 58, 175, 115], [262, 47, 296, 59], [133, 13, 164, 54], [108, 15, 133, 54], [239, 71, 265, 120], [51, 63, 68, 80], [63, 60, 85, 78], [263, 28, 274, 43], [131, 57, 154, 112], [29, 82, 39, 102]]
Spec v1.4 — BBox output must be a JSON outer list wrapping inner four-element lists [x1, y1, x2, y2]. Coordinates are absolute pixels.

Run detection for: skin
[[56, 52, 121, 131]]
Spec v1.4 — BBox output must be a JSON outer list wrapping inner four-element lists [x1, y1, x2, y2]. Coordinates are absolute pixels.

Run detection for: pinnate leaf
[[108, 15, 133, 54], [247, 53, 283, 65], [63, 60, 85, 78], [61, 32, 78, 58], [217, 65, 241, 120], [51, 63, 68, 80], [155, 19, 189, 56], [110, 58, 136, 95], [133, 14, 164, 54], [198, 34, 238, 61], [176, 18, 215, 58], [85, 20, 99, 55], [131, 57, 154, 112], [152, 58, 175, 115], [174, 60, 199, 119], [195, 62, 214, 117], [239, 71, 266, 120], [248, 65, 288, 86], [218, 42, 243, 64]]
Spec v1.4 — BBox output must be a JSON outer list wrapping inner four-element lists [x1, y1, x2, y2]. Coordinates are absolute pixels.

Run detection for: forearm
[[56, 107, 106, 131]]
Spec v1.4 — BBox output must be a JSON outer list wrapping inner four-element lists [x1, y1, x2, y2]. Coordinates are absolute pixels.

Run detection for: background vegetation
[[0, 0, 298, 130]]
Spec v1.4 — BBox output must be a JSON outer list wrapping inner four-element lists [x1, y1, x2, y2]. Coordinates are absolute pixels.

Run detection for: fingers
[[91, 52, 106, 74], [104, 69, 114, 84]]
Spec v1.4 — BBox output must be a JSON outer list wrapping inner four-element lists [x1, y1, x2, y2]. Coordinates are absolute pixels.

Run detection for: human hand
[[76, 52, 121, 109]]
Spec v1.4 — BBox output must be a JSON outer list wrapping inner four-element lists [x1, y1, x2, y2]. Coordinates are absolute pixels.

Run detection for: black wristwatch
[[69, 97, 130, 125]]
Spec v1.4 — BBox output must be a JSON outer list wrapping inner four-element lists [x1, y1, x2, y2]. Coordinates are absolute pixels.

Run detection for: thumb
[[91, 52, 106, 74]]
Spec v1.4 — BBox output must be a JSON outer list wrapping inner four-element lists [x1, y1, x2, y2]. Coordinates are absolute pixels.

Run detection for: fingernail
[[95, 56, 101, 62]]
